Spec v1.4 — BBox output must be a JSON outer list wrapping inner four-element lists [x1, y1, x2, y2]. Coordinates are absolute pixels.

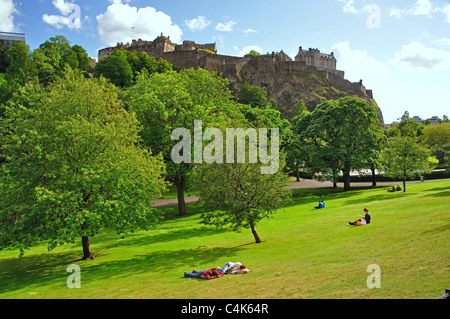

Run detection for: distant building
[[428, 116, 441, 124], [412, 116, 425, 124], [0, 32, 26, 47], [295, 46, 337, 71], [393, 115, 442, 126]]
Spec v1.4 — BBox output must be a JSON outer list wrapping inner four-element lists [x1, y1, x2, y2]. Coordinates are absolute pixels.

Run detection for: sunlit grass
[[0, 180, 448, 299]]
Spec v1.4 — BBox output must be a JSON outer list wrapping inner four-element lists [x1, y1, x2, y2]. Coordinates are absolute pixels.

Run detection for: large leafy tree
[[32, 36, 92, 83], [127, 68, 246, 216], [382, 136, 432, 192], [0, 69, 166, 259], [293, 97, 386, 190], [195, 158, 291, 244]]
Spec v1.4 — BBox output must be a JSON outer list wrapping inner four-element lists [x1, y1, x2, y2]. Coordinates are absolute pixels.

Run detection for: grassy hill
[[0, 180, 448, 299]]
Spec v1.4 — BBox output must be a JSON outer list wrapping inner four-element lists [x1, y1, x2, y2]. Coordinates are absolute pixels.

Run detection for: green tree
[[0, 69, 166, 259], [421, 122, 450, 151], [420, 122, 450, 167], [382, 136, 432, 192], [128, 68, 246, 216], [195, 158, 291, 243], [5, 41, 33, 86], [238, 84, 270, 109], [31, 36, 92, 84], [94, 54, 133, 87], [293, 97, 385, 190], [285, 101, 310, 182], [244, 50, 261, 57]]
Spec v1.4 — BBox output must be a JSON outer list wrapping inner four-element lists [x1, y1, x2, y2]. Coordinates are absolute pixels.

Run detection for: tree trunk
[[371, 165, 377, 187], [403, 179, 406, 192], [175, 172, 187, 216], [342, 169, 351, 191], [250, 224, 262, 243], [81, 235, 94, 260]]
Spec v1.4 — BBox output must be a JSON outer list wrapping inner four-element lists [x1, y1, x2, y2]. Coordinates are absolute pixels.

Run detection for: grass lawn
[[0, 180, 448, 299]]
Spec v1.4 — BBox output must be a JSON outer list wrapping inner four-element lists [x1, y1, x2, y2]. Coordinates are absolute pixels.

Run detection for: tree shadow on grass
[[99, 225, 230, 250], [422, 190, 450, 198], [0, 250, 80, 295], [422, 186, 450, 192], [344, 191, 415, 206], [0, 244, 246, 295], [421, 224, 450, 236], [81, 245, 246, 282]]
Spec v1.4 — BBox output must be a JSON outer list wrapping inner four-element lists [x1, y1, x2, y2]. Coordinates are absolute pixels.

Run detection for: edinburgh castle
[[98, 34, 380, 120]]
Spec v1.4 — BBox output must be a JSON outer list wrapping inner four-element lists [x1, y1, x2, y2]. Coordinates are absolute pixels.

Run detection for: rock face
[[223, 57, 383, 122]]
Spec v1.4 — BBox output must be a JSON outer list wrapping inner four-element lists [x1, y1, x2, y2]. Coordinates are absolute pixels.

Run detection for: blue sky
[[2, 0, 450, 123]]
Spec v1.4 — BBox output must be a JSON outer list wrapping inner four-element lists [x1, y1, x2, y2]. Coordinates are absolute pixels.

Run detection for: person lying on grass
[[348, 208, 371, 226], [218, 262, 251, 274], [184, 268, 223, 279]]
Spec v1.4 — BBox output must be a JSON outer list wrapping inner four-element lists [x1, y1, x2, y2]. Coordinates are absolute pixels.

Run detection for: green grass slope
[[0, 180, 448, 299]]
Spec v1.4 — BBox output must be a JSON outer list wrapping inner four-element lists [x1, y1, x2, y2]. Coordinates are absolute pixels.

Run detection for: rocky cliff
[[221, 57, 383, 123]]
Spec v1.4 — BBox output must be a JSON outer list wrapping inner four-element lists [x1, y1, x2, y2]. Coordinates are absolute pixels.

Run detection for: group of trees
[[0, 36, 292, 256], [0, 36, 447, 258], [287, 106, 447, 193]]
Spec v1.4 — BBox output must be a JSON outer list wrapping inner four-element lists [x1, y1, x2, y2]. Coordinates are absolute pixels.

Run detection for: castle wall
[[162, 50, 201, 69]]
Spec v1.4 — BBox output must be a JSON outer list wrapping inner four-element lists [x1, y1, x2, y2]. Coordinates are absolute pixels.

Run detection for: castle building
[[98, 33, 217, 60], [295, 47, 336, 71]]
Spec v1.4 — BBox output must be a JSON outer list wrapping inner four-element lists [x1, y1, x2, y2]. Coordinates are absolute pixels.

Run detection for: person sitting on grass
[[348, 208, 371, 226], [388, 185, 396, 192], [314, 200, 325, 209], [218, 262, 251, 274], [184, 268, 223, 279]]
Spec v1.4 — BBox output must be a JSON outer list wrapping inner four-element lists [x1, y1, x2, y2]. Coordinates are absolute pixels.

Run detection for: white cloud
[[42, 0, 82, 29], [331, 41, 390, 82], [442, 4, 450, 23], [435, 37, 450, 46], [238, 45, 263, 57], [409, 0, 433, 16], [389, 7, 403, 18], [96, 3, 182, 46], [184, 16, 211, 32], [243, 28, 257, 34], [52, 0, 75, 16], [389, 0, 446, 19], [340, 0, 358, 14], [389, 41, 450, 73], [0, 0, 18, 32], [215, 20, 236, 32]]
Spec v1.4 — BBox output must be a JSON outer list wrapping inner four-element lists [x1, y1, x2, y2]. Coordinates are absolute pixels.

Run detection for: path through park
[[152, 178, 427, 208]]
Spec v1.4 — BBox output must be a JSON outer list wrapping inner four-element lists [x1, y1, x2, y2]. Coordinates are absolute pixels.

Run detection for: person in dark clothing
[[348, 208, 371, 226], [184, 268, 223, 279]]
